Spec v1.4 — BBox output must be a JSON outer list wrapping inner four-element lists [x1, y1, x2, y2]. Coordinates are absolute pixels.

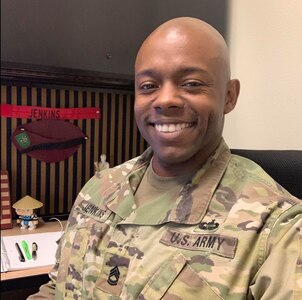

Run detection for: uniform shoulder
[[73, 156, 140, 198], [102, 156, 141, 177], [228, 154, 299, 204]]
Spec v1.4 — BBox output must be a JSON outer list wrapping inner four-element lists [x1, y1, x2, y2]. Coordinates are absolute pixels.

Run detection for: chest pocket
[[137, 252, 223, 300]]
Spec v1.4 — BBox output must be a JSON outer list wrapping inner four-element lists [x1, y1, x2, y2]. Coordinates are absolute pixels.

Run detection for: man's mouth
[[152, 122, 194, 133]]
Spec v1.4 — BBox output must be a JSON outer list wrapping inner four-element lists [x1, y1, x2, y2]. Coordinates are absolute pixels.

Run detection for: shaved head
[[136, 17, 231, 82]]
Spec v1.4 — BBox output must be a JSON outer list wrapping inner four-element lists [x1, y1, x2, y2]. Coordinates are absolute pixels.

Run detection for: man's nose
[[152, 83, 184, 110]]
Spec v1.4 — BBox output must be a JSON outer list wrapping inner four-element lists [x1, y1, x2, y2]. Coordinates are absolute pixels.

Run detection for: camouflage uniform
[[29, 140, 302, 299]]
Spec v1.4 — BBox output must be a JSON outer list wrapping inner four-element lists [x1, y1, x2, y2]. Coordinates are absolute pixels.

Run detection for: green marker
[[21, 240, 32, 260]]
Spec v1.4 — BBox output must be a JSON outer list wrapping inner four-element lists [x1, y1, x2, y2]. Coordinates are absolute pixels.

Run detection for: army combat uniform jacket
[[29, 141, 302, 299]]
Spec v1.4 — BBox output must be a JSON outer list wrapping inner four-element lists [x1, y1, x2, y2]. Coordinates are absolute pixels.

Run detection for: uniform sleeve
[[26, 280, 56, 299], [249, 202, 302, 299], [27, 227, 65, 299]]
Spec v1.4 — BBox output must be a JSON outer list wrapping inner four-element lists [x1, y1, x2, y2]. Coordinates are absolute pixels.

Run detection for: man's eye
[[182, 81, 204, 87], [140, 83, 157, 90]]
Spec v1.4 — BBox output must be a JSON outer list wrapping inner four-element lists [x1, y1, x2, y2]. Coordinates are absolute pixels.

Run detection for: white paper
[[1, 231, 62, 271], [1, 236, 10, 272]]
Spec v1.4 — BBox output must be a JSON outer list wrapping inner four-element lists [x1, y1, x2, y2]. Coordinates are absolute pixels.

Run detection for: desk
[[1, 219, 66, 299]]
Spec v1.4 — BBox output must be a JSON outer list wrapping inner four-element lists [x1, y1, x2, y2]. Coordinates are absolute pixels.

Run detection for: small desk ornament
[[12, 195, 43, 230], [94, 154, 110, 177]]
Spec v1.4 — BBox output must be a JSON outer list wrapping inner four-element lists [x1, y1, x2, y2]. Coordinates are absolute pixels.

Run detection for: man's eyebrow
[[135, 67, 211, 79], [135, 69, 158, 79], [177, 66, 211, 76]]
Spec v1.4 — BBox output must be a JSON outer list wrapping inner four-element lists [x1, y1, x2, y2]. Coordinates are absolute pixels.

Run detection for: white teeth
[[162, 124, 169, 132], [175, 124, 182, 131], [168, 124, 176, 132], [154, 123, 191, 133]]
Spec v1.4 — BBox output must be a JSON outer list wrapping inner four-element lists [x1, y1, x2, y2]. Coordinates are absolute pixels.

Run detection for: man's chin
[[153, 150, 194, 167]]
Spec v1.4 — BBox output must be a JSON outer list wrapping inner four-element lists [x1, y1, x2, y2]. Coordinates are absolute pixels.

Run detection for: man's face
[[135, 26, 235, 176]]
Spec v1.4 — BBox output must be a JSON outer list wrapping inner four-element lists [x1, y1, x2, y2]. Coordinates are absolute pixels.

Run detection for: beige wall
[[224, 0, 302, 150]]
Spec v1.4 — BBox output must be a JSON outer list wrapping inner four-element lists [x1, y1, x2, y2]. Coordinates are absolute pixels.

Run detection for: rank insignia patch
[[107, 266, 120, 286], [96, 252, 130, 296]]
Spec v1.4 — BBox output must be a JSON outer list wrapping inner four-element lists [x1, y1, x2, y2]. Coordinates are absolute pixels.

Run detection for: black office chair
[[231, 149, 302, 199]]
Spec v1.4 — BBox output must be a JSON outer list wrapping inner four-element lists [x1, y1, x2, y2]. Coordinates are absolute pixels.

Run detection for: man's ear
[[224, 79, 240, 114]]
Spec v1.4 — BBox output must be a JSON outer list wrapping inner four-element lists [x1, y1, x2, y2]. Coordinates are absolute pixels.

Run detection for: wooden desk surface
[[1, 219, 67, 281]]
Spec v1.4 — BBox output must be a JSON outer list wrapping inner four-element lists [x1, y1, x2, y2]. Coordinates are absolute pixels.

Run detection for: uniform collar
[[168, 141, 230, 224], [103, 139, 231, 224]]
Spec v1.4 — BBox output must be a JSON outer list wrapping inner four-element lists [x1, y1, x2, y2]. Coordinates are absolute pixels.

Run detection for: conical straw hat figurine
[[12, 195, 43, 230]]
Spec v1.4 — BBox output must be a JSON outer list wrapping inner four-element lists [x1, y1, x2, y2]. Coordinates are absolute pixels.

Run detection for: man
[[29, 17, 301, 299]]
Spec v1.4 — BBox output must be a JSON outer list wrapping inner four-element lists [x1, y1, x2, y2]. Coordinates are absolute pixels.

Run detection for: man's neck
[[151, 140, 221, 177]]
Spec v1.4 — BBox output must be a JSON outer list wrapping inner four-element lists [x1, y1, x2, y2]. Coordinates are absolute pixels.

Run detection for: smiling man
[[134, 18, 239, 177], [29, 17, 301, 300]]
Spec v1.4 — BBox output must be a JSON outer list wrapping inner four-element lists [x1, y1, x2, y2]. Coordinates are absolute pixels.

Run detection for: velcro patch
[[160, 229, 238, 259], [95, 252, 130, 296], [75, 200, 111, 222]]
